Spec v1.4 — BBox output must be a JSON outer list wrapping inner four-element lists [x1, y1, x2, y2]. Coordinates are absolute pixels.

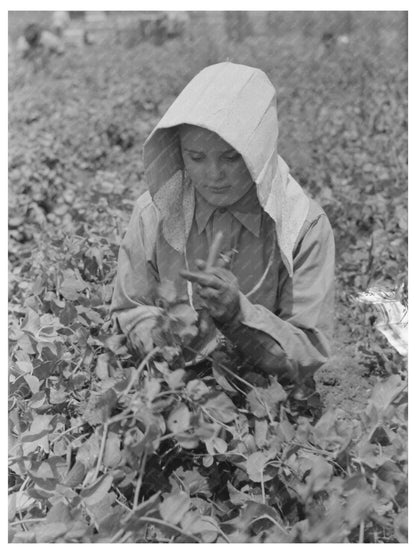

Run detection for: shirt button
[[218, 208, 227, 214]]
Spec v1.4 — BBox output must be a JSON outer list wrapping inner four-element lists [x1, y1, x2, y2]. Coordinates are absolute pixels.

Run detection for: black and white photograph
[[7, 4, 409, 545]]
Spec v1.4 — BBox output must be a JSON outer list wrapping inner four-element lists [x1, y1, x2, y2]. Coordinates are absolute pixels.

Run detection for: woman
[[111, 62, 335, 385]]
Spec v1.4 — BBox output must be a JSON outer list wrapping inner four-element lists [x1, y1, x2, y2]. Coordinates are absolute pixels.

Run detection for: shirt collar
[[194, 186, 262, 238]]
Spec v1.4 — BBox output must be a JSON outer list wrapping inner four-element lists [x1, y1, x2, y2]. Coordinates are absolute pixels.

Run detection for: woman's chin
[[198, 191, 236, 207]]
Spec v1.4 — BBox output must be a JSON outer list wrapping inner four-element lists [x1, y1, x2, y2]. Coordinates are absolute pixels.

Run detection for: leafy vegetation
[[8, 12, 407, 543]]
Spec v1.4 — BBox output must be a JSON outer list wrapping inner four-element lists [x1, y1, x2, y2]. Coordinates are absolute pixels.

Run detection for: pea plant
[[8, 254, 407, 542]]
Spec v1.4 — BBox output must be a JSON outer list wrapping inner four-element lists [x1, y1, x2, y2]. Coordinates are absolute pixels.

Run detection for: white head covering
[[143, 62, 310, 277]]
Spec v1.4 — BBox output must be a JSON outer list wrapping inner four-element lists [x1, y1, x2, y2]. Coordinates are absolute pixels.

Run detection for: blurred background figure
[[51, 11, 70, 37], [16, 22, 65, 65], [224, 11, 252, 42], [165, 11, 190, 39]]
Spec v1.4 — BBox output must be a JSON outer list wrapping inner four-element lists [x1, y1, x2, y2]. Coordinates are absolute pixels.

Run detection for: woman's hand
[[180, 259, 241, 324]]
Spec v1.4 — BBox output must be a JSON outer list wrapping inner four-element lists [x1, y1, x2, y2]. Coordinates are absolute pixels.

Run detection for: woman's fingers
[[196, 255, 231, 270], [180, 269, 222, 289], [198, 286, 221, 300]]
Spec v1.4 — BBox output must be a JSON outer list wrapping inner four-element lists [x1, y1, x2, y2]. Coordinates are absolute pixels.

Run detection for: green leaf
[[23, 374, 40, 394], [144, 378, 161, 402], [227, 482, 251, 506], [376, 460, 405, 485], [83, 388, 117, 425], [28, 470, 58, 492], [15, 360, 33, 374], [176, 433, 200, 450], [297, 454, 333, 499], [202, 455, 214, 468], [369, 375, 405, 412], [159, 491, 191, 525], [59, 301, 77, 326], [212, 364, 237, 393], [29, 392, 47, 410], [247, 379, 287, 418], [205, 436, 227, 455], [202, 392, 237, 423], [21, 307, 41, 335], [87, 492, 118, 528], [35, 522, 68, 543], [64, 461, 87, 488], [167, 403, 190, 433], [76, 433, 101, 470], [49, 385, 68, 405], [344, 489, 375, 527], [229, 501, 284, 534], [186, 379, 210, 402], [103, 432, 122, 468], [254, 418, 268, 448], [80, 473, 113, 506], [21, 414, 54, 455], [60, 276, 88, 301], [8, 491, 36, 520], [104, 334, 129, 355], [95, 353, 110, 380], [168, 302, 199, 341], [246, 451, 276, 483], [394, 508, 408, 543], [181, 512, 218, 542], [172, 468, 211, 497], [166, 369, 186, 390], [121, 492, 161, 533]]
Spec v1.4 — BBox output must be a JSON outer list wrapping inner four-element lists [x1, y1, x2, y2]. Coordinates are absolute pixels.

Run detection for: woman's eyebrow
[[183, 147, 238, 155]]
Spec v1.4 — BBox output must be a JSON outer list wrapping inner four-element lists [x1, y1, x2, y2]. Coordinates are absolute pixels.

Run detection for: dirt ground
[[316, 341, 377, 416]]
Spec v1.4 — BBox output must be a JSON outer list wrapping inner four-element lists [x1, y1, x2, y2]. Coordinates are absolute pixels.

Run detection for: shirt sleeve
[[110, 195, 162, 336], [215, 212, 335, 382]]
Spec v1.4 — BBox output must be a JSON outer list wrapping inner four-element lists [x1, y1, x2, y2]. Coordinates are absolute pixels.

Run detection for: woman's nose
[[209, 159, 225, 181]]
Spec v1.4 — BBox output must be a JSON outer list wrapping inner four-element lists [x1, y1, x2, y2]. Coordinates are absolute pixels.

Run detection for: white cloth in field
[[356, 287, 408, 356]]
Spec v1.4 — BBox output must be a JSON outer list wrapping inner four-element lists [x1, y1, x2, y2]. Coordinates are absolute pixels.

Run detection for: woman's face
[[179, 125, 254, 207]]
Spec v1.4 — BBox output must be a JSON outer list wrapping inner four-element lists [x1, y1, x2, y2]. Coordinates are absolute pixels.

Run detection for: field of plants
[[8, 11, 408, 543]]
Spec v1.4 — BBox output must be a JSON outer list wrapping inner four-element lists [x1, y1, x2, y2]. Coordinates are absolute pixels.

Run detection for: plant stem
[[359, 520, 365, 543], [120, 531, 133, 543], [110, 528, 125, 543], [71, 349, 88, 374], [260, 467, 266, 504], [49, 421, 85, 445], [201, 407, 234, 431], [215, 526, 231, 543], [92, 423, 108, 482], [114, 496, 131, 512], [10, 518, 45, 526], [251, 514, 288, 535], [152, 390, 181, 400], [138, 517, 201, 542], [184, 344, 254, 392], [19, 476, 30, 493], [133, 449, 148, 510], [122, 347, 160, 396]]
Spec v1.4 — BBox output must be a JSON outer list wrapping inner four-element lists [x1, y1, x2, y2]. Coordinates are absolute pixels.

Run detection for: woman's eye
[[223, 153, 241, 162], [189, 154, 204, 162]]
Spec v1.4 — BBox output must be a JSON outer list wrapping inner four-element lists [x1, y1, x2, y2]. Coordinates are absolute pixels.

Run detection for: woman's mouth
[[209, 186, 231, 193]]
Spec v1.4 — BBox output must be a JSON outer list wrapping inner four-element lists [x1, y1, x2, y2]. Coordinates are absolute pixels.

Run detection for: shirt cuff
[[219, 292, 271, 331], [113, 305, 163, 336]]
